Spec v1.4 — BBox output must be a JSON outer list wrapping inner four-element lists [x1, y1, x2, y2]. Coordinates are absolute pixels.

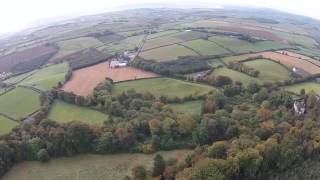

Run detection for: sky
[[0, 0, 319, 34]]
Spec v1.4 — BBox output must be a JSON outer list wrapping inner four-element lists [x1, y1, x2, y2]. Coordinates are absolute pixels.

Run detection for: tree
[[37, 149, 50, 162], [95, 132, 114, 153], [247, 82, 260, 94], [153, 154, 165, 177], [132, 165, 147, 180]]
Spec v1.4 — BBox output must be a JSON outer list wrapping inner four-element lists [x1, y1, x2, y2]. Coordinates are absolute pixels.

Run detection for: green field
[[243, 59, 291, 82], [181, 39, 229, 56], [284, 82, 320, 94], [147, 30, 179, 39], [19, 63, 69, 91], [222, 54, 252, 64], [3, 150, 190, 180], [140, 44, 198, 61], [142, 36, 182, 51], [114, 78, 215, 98], [275, 31, 319, 48], [209, 36, 291, 53], [210, 67, 260, 86], [4, 71, 36, 85], [0, 87, 40, 120], [0, 115, 18, 135], [169, 100, 203, 115], [102, 35, 145, 53], [48, 100, 108, 125], [51, 37, 104, 61], [174, 31, 208, 41]]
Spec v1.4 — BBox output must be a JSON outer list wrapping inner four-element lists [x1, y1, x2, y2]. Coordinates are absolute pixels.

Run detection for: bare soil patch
[[62, 62, 159, 96]]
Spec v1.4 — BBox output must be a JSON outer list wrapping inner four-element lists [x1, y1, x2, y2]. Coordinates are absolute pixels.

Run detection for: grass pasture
[[19, 63, 69, 91], [51, 37, 104, 61], [285, 82, 320, 94], [147, 30, 179, 39], [142, 36, 182, 51], [181, 39, 229, 56], [48, 100, 108, 125], [139, 44, 198, 61], [210, 67, 260, 86], [169, 100, 203, 115], [114, 78, 215, 98], [243, 59, 291, 82], [3, 150, 190, 180], [0, 115, 18, 135], [209, 36, 291, 54], [0, 87, 40, 120], [275, 31, 319, 48], [174, 31, 208, 41], [103, 35, 145, 53]]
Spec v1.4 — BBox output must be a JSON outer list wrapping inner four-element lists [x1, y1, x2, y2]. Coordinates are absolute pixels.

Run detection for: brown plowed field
[[62, 61, 159, 96]]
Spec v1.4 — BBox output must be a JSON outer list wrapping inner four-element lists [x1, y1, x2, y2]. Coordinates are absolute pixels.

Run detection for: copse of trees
[[130, 57, 211, 77], [228, 62, 260, 77]]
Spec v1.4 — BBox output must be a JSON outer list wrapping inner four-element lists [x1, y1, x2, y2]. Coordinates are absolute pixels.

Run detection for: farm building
[[294, 100, 306, 115], [109, 60, 127, 68]]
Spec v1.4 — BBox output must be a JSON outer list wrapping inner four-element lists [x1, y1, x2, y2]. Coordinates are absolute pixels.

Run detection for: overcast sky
[[0, 0, 319, 34]]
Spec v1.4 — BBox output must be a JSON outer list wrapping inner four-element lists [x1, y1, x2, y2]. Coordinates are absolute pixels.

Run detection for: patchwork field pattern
[[62, 61, 159, 96]]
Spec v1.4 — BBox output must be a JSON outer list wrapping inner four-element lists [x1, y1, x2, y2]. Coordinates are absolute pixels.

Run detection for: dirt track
[[62, 62, 159, 96]]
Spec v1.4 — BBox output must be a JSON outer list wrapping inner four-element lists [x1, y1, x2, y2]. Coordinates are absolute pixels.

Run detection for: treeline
[[130, 57, 211, 77], [228, 62, 260, 77]]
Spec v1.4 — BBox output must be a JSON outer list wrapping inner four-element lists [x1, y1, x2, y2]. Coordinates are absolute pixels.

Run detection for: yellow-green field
[[139, 44, 198, 61], [0, 115, 18, 135], [3, 150, 190, 180], [169, 100, 203, 115], [51, 37, 104, 61], [0, 87, 40, 120], [243, 59, 291, 82], [181, 39, 229, 56], [19, 63, 69, 91], [284, 82, 320, 94], [210, 67, 260, 86], [48, 100, 108, 125], [114, 78, 215, 98]]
